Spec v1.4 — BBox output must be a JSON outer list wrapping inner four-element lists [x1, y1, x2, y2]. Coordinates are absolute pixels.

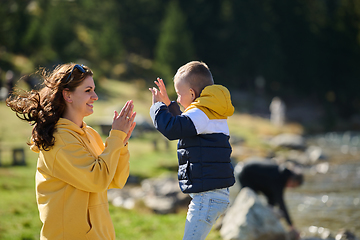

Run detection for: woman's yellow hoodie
[[32, 118, 129, 240]]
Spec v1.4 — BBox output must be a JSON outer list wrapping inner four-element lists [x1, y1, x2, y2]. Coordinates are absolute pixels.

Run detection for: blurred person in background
[[238, 161, 303, 239]]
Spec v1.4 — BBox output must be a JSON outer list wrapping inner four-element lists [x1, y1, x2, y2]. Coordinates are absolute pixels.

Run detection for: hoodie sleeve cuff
[[109, 129, 127, 142]]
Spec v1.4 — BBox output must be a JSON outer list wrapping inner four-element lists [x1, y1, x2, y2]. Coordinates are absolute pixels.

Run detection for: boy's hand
[[149, 78, 171, 106]]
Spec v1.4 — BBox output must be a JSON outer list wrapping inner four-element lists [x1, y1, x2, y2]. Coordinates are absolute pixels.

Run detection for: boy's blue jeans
[[183, 188, 230, 240]]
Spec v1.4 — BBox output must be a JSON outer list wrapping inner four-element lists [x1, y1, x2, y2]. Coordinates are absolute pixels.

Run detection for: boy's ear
[[62, 89, 72, 103], [190, 88, 196, 101]]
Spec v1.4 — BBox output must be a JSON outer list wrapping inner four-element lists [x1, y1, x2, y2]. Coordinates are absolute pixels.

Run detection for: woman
[[6, 63, 136, 239]]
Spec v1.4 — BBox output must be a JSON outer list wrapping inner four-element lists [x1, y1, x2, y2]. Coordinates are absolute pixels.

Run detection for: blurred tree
[[41, 1, 78, 62], [318, 0, 360, 118], [270, 0, 320, 95], [180, 0, 229, 84], [117, 0, 167, 59], [21, 0, 126, 77], [22, 2, 44, 57], [78, 0, 125, 78], [180, 0, 285, 90], [154, 0, 195, 87], [0, 0, 32, 54], [1, 0, 360, 124], [227, 0, 285, 91]]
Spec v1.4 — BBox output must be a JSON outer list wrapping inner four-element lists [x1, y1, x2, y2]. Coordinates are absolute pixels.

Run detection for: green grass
[[128, 136, 178, 179], [0, 161, 41, 240], [110, 207, 190, 240], [0, 78, 301, 239]]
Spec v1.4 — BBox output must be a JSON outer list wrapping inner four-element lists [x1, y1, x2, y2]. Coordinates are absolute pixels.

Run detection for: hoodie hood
[[184, 84, 234, 119], [55, 118, 88, 135], [30, 118, 88, 153]]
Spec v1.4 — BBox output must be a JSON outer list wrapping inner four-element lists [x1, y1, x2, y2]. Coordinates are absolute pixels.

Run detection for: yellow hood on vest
[[184, 84, 234, 119]]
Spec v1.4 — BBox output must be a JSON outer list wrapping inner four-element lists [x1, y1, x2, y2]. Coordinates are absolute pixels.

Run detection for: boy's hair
[[174, 61, 214, 98]]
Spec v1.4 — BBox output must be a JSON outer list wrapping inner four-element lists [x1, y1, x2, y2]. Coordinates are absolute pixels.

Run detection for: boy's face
[[174, 77, 195, 109]]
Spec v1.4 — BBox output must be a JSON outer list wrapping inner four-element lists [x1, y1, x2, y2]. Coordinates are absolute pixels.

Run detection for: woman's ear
[[62, 89, 72, 103]]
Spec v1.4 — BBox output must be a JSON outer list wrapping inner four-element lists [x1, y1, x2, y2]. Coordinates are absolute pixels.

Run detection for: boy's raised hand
[[149, 78, 171, 106]]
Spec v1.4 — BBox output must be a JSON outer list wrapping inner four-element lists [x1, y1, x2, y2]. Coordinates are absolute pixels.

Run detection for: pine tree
[[154, 0, 195, 88]]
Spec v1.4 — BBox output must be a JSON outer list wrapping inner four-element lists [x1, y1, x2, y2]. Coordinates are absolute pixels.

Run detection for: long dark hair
[[6, 63, 93, 151]]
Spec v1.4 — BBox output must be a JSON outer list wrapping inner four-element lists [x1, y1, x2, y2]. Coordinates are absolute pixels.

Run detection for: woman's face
[[66, 76, 98, 119]]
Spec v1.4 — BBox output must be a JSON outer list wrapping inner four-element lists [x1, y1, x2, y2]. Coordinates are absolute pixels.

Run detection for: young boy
[[149, 61, 235, 240]]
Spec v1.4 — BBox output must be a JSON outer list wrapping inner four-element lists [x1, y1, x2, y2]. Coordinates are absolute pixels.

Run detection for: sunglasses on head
[[65, 64, 86, 83]]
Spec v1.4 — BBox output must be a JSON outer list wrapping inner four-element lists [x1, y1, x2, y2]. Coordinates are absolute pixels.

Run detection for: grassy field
[[0, 78, 302, 240]]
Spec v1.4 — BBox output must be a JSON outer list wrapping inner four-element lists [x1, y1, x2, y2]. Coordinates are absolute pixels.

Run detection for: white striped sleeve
[[182, 108, 230, 136]]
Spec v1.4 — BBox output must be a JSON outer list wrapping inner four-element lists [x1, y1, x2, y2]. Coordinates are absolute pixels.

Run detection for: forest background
[[1, 0, 360, 131]]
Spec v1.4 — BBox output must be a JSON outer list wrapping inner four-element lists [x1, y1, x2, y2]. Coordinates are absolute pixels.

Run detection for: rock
[[230, 135, 245, 145], [112, 196, 136, 209], [306, 146, 327, 163], [220, 187, 288, 240], [335, 229, 359, 240], [301, 238, 325, 240], [303, 225, 333, 239], [141, 176, 190, 214], [108, 175, 191, 213], [108, 186, 144, 209], [270, 133, 306, 150], [314, 162, 330, 174], [229, 162, 244, 205]]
